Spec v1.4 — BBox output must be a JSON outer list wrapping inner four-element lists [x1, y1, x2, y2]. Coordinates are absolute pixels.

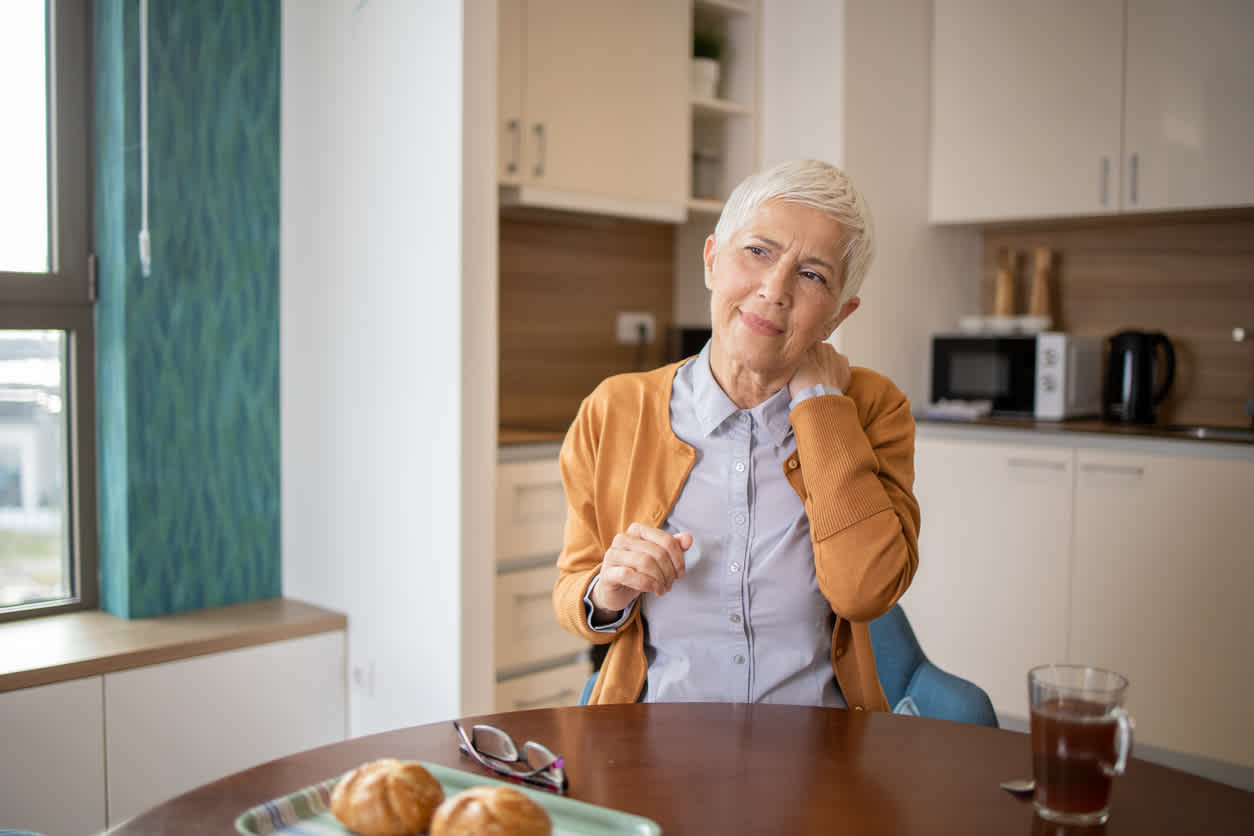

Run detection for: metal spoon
[[999, 778, 1035, 795]]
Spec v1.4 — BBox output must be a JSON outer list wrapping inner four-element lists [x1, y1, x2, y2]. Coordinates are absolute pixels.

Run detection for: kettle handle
[[1152, 333, 1176, 405]]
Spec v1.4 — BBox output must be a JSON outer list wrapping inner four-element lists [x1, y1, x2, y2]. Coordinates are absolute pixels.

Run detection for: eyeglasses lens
[[471, 725, 520, 762], [523, 740, 559, 770]]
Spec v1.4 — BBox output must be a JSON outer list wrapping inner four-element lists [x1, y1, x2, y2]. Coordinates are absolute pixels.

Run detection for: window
[[1, 0, 96, 621]]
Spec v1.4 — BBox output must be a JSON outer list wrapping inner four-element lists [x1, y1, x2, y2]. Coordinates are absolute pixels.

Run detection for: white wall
[[281, 0, 497, 737], [839, 0, 980, 407]]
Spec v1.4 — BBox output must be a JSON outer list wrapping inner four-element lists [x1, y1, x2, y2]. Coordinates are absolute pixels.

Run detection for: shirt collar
[[691, 343, 795, 445]]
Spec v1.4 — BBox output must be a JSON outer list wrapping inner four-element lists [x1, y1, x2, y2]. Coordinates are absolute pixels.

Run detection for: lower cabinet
[[495, 448, 590, 712], [0, 677, 107, 836], [1071, 449, 1254, 771], [904, 437, 1073, 719], [0, 630, 346, 834], [909, 430, 1254, 775]]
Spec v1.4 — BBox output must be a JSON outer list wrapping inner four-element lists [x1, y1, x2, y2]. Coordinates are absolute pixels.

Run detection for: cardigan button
[[788, 458, 799, 469]]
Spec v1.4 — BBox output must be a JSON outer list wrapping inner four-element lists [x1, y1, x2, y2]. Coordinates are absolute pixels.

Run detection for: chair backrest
[[868, 604, 999, 728]]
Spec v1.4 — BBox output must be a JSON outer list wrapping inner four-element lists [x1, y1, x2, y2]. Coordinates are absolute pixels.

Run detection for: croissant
[[429, 785, 552, 836], [330, 758, 444, 836]]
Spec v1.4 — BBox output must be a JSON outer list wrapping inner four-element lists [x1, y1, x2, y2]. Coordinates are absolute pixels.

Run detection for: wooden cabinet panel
[[1123, 0, 1254, 212], [0, 677, 106, 836], [906, 437, 1074, 720], [104, 631, 346, 824], [496, 564, 587, 672], [1072, 450, 1254, 768], [496, 458, 568, 564], [930, 0, 1123, 223], [495, 659, 590, 713]]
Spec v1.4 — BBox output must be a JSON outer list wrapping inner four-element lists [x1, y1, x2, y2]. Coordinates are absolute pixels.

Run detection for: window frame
[[0, 0, 97, 622]]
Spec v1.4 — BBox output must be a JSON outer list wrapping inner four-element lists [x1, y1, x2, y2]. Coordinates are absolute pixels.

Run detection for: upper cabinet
[[497, 0, 689, 222], [929, 0, 1254, 224]]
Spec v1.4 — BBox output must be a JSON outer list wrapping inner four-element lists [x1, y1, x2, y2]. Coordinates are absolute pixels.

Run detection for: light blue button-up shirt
[[586, 344, 845, 707]]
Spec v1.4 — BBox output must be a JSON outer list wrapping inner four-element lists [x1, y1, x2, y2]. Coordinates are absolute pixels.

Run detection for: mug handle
[[1101, 707, 1135, 776]]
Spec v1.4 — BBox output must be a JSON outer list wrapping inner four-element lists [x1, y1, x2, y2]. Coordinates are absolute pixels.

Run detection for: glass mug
[[1028, 664, 1135, 826]]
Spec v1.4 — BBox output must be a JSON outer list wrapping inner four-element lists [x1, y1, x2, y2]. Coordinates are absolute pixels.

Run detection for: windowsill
[[0, 597, 346, 693]]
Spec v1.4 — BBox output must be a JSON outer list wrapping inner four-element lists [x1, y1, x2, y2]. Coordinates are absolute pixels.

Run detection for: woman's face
[[704, 200, 858, 380]]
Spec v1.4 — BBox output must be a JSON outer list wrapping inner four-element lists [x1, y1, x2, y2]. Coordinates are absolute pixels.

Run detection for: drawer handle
[[514, 688, 575, 709], [1007, 457, 1067, 471], [513, 590, 552, 604], [1081, 463, 1144, 478]]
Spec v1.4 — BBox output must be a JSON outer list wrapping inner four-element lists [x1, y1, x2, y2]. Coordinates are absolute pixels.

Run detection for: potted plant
[[691, 26, 724, 99]]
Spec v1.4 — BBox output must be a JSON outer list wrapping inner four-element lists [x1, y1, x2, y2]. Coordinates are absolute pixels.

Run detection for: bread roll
[[429, 785, 552, 836], [330, 758, 444, 836]]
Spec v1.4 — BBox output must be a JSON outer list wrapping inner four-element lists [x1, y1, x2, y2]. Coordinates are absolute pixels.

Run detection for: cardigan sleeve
[[787, 370, 920, 623]]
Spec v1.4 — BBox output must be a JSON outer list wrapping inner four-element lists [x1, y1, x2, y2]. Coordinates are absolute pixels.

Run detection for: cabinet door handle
[[1099, 156, 1110, 207], [505, 118, 520, 175], [1007, 457, 1067, 471], [532, 122, 546, 178], [1128, 152, 1139, 204], [512, 590, 552, 604], [1081, 462, 1144, 478]]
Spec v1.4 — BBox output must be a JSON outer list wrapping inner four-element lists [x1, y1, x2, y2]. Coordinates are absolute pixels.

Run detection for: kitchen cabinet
[[104, 631, 347, 824], [495, 449, 589, 711], [0, 629, 346, 832], [0, 677, 107, 836], [1071, 449, 1254, 771], [904, 437, 1074, 719], [909, 425, 1254, 779], [929, 0, 1254, 223], [497, 0, 688, 222]]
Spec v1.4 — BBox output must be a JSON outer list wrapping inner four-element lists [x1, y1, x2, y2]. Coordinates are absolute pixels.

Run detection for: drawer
[[495, 660, 591, 713], [496, 459, 567, 563], [495, 565, 587, 671]]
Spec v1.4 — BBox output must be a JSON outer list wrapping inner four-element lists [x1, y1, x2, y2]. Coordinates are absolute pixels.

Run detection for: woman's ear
[[703, 235, 718, 290], [824, 297, 860, 339]]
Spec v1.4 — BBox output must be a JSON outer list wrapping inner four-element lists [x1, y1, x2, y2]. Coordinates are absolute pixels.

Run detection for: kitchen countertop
[[917, 415, 1254, 443], [0, 597, 346, 693]]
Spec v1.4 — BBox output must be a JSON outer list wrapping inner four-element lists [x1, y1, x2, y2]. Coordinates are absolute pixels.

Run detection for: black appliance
[[666, 326, 712, 363], [1102, 330, 1176, 424]]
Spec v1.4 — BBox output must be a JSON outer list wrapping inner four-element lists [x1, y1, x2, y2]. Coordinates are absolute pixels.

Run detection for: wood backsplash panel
[[982, 211, 1254, 427], [499, 211, 676, 433]]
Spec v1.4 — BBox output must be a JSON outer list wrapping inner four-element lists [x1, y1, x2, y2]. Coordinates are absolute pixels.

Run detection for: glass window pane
[[0, 330, 69, 607], [0, 1, 50, 274]]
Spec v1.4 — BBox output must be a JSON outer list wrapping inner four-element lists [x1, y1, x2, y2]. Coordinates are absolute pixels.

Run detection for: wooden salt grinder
[[1028, 246, 1053, 320]]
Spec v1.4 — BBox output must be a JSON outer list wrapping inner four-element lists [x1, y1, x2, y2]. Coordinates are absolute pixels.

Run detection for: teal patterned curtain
[[95, 0, 281, 617]]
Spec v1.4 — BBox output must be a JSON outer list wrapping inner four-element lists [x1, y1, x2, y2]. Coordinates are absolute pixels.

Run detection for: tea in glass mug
[[1028, 665, 1134, 826]]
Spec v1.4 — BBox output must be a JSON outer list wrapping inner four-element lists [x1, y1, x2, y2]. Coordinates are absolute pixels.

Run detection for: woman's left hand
[[788, 341, 852, 399]]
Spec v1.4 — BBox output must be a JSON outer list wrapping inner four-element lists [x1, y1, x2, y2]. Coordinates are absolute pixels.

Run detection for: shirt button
[[733, 655, 745, 664], [734, 461, 745, 472], [730, 614, 741, 624], [729, 562, 741, 573], [734, 513, 746, 526]]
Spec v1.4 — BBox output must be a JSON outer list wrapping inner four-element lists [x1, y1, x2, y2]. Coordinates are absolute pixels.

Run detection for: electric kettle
[[1103, 330, 1176, 424]]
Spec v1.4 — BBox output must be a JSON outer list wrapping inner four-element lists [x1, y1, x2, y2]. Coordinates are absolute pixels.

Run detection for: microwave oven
[[929, 333, 1103, 420]]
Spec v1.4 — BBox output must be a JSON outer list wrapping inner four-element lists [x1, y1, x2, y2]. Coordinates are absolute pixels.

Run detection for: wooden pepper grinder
[[1028, 246, 1054, 323], [993, 248, 1018, 317]]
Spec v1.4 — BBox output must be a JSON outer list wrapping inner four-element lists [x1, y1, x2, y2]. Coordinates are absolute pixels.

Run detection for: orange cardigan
[[552, 360, 920, 710]]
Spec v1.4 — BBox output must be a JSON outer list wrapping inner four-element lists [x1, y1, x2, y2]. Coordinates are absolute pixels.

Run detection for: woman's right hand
[[590, 523, 693, 613]]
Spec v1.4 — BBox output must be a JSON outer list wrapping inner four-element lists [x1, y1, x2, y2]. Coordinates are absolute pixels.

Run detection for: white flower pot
[[690, 57, 721, 100]]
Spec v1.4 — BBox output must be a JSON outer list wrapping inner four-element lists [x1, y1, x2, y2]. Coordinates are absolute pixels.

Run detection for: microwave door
[[933, 338, 1036, 416]]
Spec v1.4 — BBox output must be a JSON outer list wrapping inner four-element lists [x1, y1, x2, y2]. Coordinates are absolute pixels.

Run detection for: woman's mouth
[[739, 310, 783, 337]]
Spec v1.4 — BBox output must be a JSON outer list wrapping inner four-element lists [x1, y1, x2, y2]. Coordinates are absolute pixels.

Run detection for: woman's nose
[[757, 263, 792, 305]]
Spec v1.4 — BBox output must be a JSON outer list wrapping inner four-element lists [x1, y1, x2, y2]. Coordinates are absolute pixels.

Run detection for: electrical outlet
[[351, 661, 375, 698], [616, 312, 656, 344]]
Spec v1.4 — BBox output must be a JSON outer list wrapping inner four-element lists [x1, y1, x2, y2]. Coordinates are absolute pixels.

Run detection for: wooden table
[[105, 703, 1252, 835]]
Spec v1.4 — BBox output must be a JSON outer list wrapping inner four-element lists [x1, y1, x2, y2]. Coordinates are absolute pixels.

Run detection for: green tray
[[234, 761, 661, 836]]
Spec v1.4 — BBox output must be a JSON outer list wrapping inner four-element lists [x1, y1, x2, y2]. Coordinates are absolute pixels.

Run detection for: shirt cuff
[[789, 383, 844, 409], [584, 574, 635, 632]]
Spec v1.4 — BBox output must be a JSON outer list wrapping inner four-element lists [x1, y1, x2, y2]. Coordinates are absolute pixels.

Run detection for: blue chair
[[869, 603, 998, 727], [578, 603, 998, 728]]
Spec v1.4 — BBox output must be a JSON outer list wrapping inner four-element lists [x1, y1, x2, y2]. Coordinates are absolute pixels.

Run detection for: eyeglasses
[[452, 720, 569, 794]]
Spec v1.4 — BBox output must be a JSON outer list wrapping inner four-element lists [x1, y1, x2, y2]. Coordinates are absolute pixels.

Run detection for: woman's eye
[[746, 245, 767, 257], [801, 270, 828, 285]]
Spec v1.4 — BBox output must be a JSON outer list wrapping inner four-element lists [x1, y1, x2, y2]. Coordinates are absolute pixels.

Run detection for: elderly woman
[[553, 159, 919, 710]]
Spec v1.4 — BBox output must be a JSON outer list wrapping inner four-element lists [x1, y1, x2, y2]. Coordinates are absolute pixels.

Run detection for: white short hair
[[713, 159, 875, 305]]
